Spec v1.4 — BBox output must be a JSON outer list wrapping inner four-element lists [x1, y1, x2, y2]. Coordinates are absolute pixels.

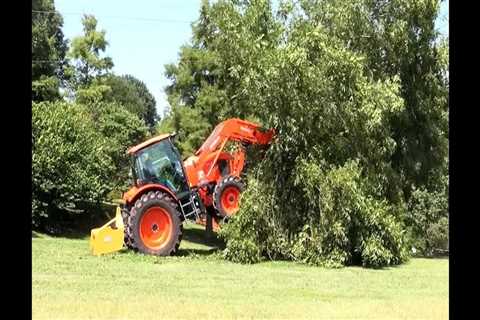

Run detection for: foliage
[[156, 105, 211, 157], [406, 174, 449, 256], [32, 75, 62, 102], [32, 0, 68, 101], [32, 101, 115, 229], [104, 74, 159, 130], [67, 14, 113, 90], [166, 0, 448, 267], [299, 0, 449, 197], [221, 161, 409, 268], [32, 10, 156, 230], [83, 101, 149, 193], [32, 98, 149, 230]]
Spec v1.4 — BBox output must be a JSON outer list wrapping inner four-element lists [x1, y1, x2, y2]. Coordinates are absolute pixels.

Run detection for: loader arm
[[195, 118, 275, 156], [183, 118, 275, 187]]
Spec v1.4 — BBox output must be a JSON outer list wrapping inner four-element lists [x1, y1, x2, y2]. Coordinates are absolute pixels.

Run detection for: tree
[[156, 105, 210, 157], [164, 0, 418, 267], [299, 0, 449, 199], [84, 100, 149, 193], [297, 0, 449, 255], [32, 101, 115, 230], [164, 0, 281, 127], [163, 0, 280, 155], [67, 14, 113, 98], [32, 99, 149, 231], [105, 74, 159, 130], [32, 0, 68, 101], [164, 0, 449, 266], [32, 11, 154, 232]]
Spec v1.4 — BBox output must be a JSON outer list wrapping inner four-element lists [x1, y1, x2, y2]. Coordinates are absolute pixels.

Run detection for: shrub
[[220, 160, 410, 268], [406, 176, 449, 256], [32, 101, 114, 229]]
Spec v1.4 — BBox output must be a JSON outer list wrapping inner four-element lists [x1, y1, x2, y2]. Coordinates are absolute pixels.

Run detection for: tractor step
[[179, 195, 201, 221]]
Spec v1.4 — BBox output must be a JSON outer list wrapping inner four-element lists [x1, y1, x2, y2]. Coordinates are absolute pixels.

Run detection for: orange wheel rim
[[139, 207, 172, 250], [221, 186, 240, 216]]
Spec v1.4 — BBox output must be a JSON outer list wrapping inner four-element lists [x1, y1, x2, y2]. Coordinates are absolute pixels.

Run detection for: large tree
[[296, 0, 449, 255], [105, 74, 159, 130], [298, 0, 449, 197], [67, 14, 114, 102], [163, 0, 448, 266], [32, 0, 68, 101]]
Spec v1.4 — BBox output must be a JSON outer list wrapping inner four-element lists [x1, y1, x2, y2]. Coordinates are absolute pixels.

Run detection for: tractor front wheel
[[213, 176, 245, 217], [127, 191, 183, 256]]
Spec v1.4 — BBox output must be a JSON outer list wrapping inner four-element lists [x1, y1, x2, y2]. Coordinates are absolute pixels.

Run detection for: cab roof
[[127, 133, 173, 155]]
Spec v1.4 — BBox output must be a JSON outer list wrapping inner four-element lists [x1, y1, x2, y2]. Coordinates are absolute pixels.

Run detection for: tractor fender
[[123, 184, 178, 207]]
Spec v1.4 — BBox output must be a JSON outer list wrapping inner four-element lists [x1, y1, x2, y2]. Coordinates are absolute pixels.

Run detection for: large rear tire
[[121, 205, 135, 249], [213, 176, 245, 217], [127, 191, 183, 256]]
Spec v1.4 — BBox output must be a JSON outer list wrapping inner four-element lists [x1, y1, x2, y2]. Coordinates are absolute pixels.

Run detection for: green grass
[[33, 224, 448, 320]]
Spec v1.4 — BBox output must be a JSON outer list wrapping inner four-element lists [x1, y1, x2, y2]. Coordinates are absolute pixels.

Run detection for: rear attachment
[[90, 207, 125, 256]]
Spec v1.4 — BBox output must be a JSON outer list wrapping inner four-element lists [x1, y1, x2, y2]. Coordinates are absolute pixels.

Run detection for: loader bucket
[[90, 207, 125, 256]]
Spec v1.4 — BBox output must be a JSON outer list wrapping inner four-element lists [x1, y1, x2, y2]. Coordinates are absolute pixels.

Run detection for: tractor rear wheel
[[121, 205, 135, 249], [127, 191, 183, 256], [213, 175, 245, 217]]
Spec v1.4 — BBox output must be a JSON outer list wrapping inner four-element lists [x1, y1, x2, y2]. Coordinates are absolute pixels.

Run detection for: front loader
[[90, 118, 274, 256]]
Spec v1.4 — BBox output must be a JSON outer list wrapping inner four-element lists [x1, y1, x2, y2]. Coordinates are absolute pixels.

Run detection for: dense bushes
[[32, 11, 153, 231], [221, 161, 409, 268], [32, 101, 114, 228], [407, 175, 449, 256], [85, 101, 149, 192], [32, 101, 148, 230], [220, 31, 411, 267], [164, 0, 448, 267], [188, 0, 413, 267]]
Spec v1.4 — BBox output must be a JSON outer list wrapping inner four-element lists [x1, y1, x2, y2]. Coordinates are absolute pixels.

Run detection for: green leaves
[[163, 0, 446, 267], [406, 179, 449, 256], [32, 10, 157, 232], [32, 0, 68, 102], [32, 101, 114, 227], [67, 14, 114, 89], [32, 99, 149, 230], [103, 75, 158, 130]]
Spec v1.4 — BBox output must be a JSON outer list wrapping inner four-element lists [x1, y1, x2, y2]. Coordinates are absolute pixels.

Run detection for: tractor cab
[[123, 134, 205, 223], [129, 135, 189, 197]]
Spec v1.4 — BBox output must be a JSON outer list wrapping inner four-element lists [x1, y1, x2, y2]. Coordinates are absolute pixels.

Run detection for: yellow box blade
[[90, 207, 125, 256]]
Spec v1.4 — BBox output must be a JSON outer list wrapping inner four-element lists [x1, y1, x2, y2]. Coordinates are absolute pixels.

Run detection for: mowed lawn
[[33, 224, 448, 320]]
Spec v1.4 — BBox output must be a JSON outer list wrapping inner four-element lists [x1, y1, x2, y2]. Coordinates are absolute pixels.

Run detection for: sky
[[55, 0, 449, 117], [55, 0, 202, 117]]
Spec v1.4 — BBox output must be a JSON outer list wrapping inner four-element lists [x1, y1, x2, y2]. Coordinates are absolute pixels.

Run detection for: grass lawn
[[32, 223, 448, 320]]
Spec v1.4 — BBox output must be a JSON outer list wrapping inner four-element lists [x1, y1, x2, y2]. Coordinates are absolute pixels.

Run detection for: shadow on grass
[[34, 213, 115, 239], [412, 253, 449, 260], [176, 247, 221, 257], [37, 227, 92, 239], [182, 225, 225, 249], [34, 220, 226, 258]]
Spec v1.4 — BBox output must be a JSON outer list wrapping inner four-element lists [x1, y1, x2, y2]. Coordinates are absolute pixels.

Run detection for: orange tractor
[[90, 118, 274, 256]]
